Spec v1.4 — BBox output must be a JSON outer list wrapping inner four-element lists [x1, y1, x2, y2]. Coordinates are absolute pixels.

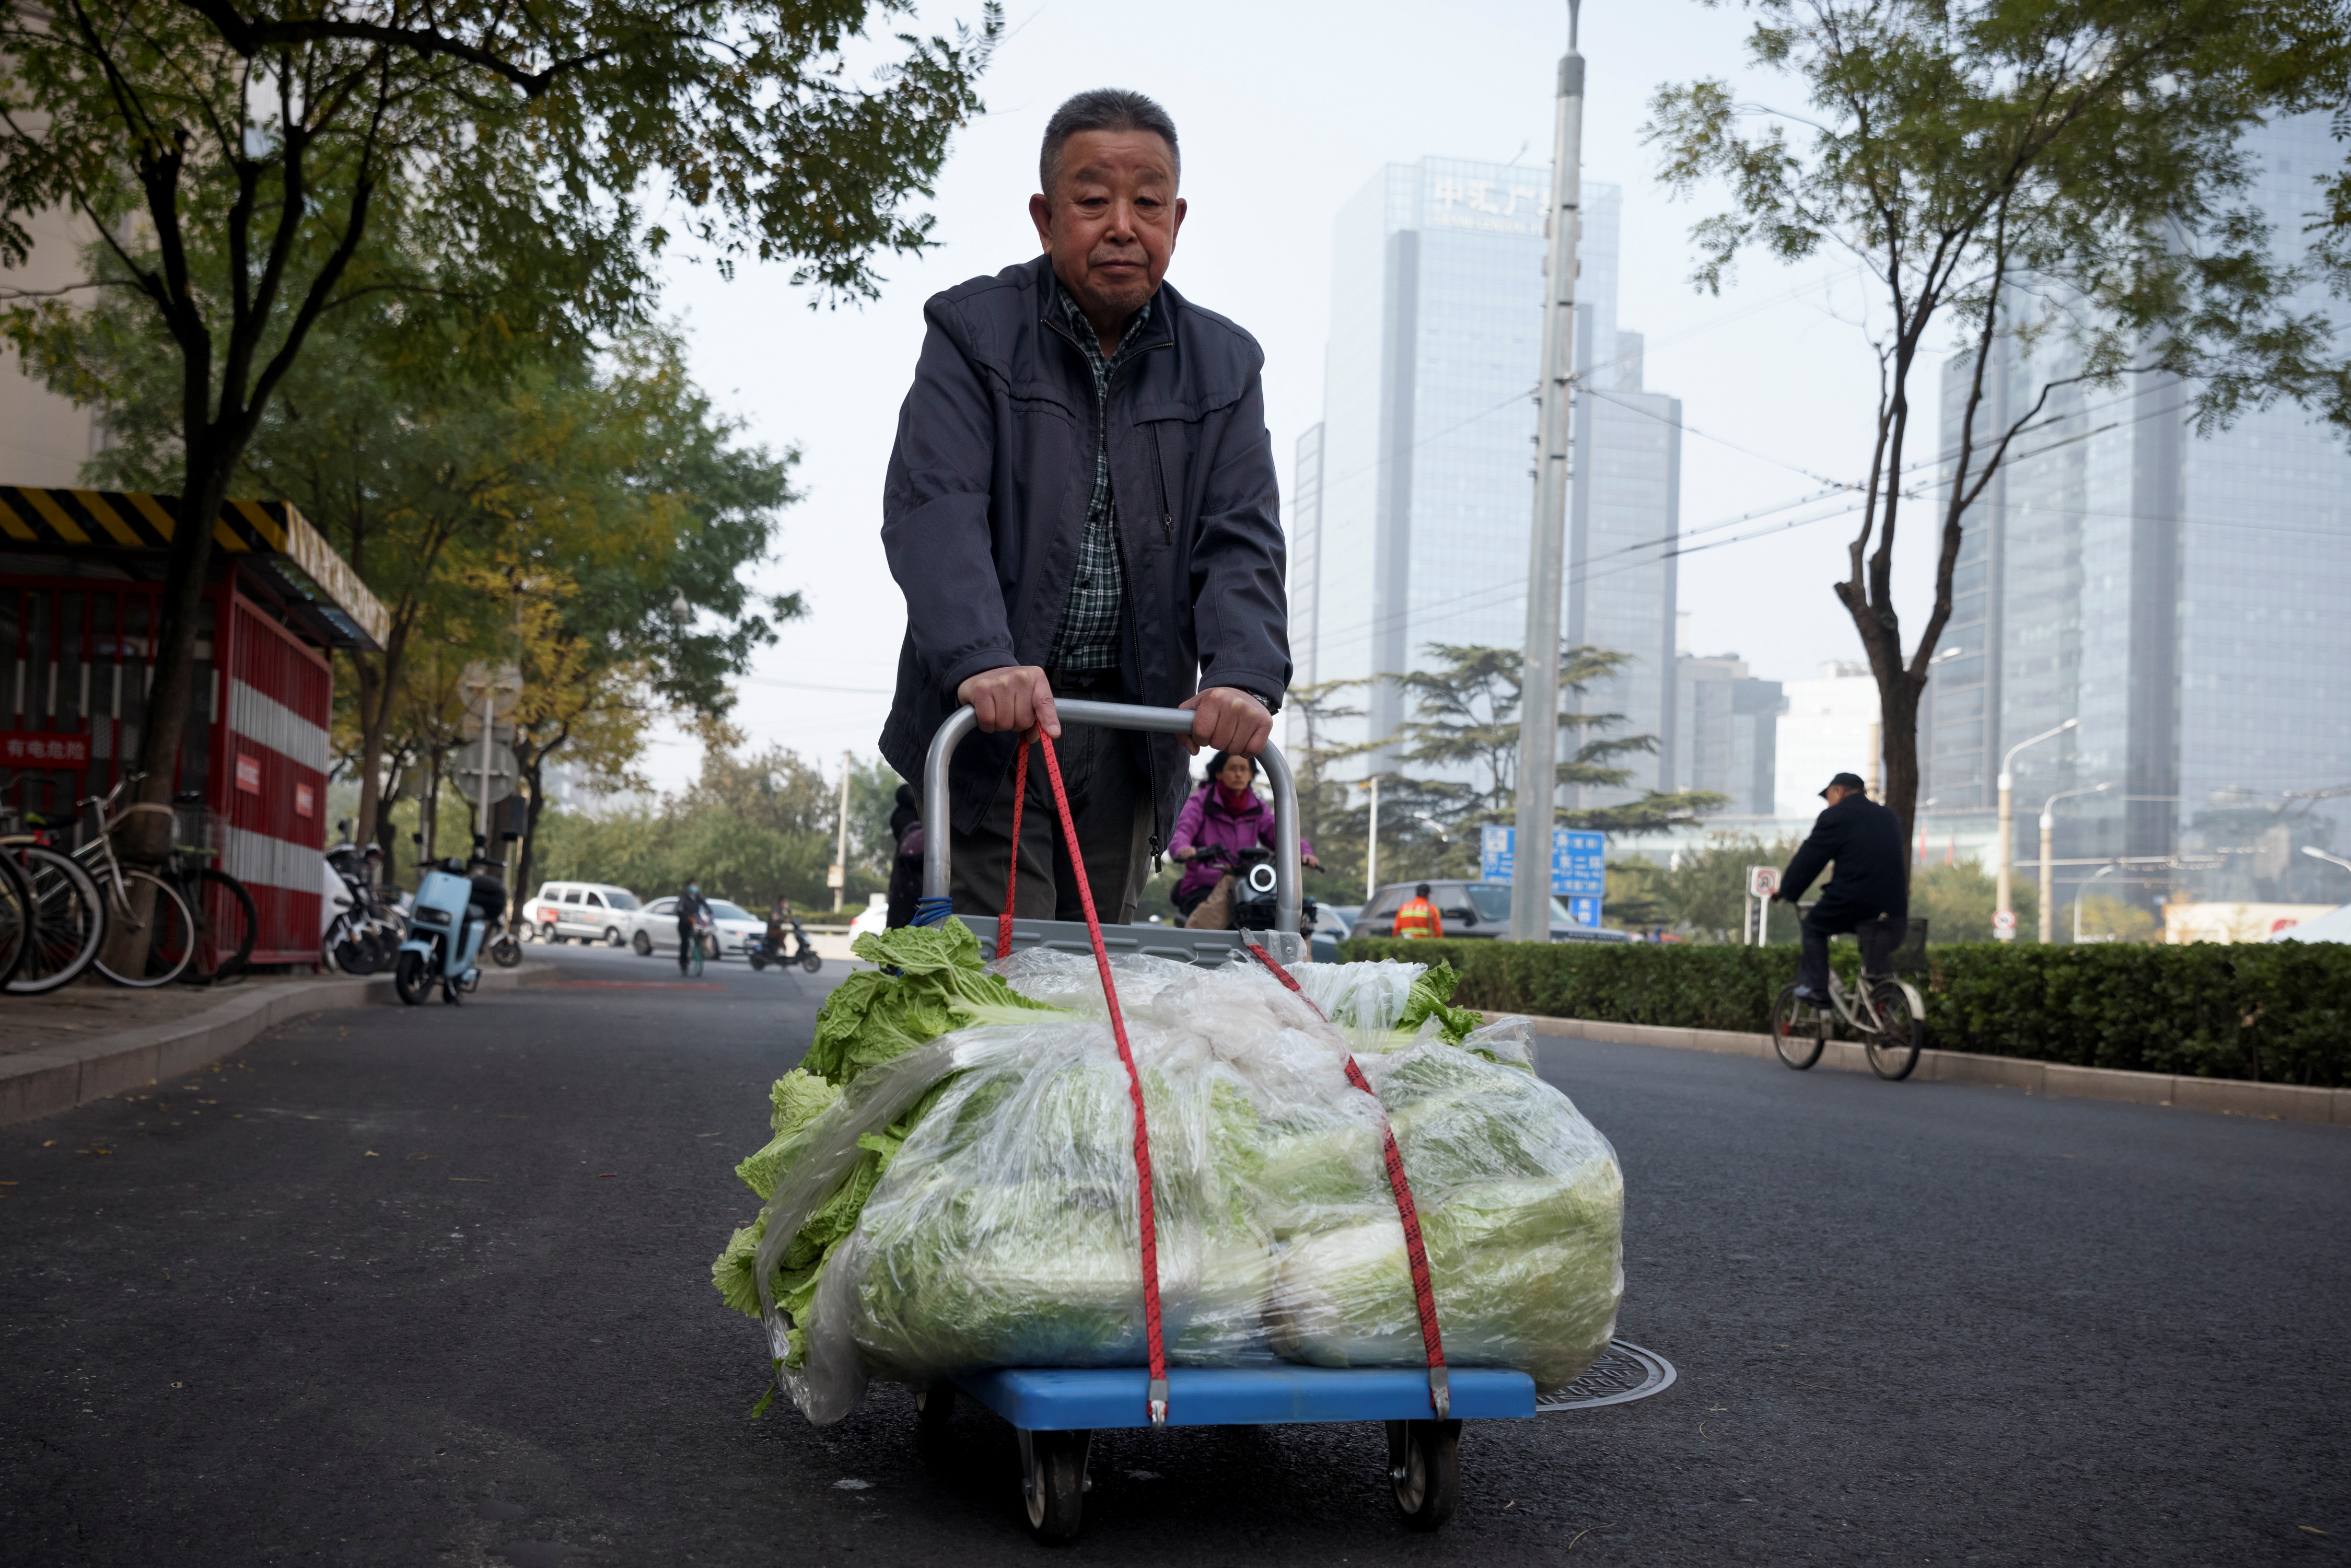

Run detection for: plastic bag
[[1261, 1024, 1622, 1388], [745, 951, 1620, 1422]]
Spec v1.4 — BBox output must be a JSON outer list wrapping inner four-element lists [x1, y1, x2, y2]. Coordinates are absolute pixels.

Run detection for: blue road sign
[[1479, 826, 1605, 917]]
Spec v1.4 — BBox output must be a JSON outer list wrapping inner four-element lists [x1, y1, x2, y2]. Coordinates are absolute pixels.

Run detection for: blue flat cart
[[918, 702, 1530, 1542], [924, 1366, 1537, 1541]]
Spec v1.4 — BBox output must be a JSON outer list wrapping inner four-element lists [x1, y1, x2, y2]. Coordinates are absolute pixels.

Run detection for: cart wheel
[[1386, 1419, 1460, 1531], [914, 1379, 956, 1431], [1020, 1428, 1088, 1546]]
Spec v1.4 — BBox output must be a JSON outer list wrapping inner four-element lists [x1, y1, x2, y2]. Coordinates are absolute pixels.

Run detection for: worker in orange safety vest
[[1392, 882, 1444, 939]]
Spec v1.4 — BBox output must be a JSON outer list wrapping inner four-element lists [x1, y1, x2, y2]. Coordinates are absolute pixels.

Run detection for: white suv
[[526, 881, 643, 946]]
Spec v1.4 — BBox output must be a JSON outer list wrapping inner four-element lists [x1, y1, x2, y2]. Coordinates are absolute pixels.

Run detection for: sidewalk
[[0, 961, 555, 1127], [1509, 1011, 2351, 1127]]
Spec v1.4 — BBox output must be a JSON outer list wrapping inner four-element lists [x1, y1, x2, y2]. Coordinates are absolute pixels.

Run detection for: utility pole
[[832, 751, 852, 913], [1364, 775, 1381, 901], [1509, 0, 1586, 943], [1995, 717, 2074, 942]]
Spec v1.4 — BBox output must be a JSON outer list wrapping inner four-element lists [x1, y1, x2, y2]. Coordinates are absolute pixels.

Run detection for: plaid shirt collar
[[1053, 276, 1159, 371]]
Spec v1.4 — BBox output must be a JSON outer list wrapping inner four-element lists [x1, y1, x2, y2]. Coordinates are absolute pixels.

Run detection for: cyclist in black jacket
[[1773, 772, 1908, 1003], [675, 880, 712, 975]]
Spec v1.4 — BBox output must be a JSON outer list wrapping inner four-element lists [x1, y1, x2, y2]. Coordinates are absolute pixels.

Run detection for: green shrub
[[1342, 938, 2351, 1087]]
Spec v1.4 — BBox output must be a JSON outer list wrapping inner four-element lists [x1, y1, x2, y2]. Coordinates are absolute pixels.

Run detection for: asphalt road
[[2, 939, 2346, 1566]]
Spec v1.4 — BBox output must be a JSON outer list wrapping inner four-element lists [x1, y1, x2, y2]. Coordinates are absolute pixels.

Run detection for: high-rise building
[[1672, 652, 1783, 818], [1776, 662, 1879, 819], [1291, 424, 1324, 692], [1289, 158, 1683, 799], [1929, 112, 2351, 908]]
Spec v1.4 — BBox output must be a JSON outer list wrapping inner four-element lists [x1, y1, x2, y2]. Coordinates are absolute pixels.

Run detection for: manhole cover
[[1537, 1339, 1676, 1412]]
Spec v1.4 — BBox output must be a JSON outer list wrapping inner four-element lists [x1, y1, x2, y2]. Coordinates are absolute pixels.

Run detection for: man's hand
[[958, 666, 1060, 739], [1178, 686, 1272, 757]]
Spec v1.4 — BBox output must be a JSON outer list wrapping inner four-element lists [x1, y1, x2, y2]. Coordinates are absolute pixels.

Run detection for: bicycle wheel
[[182, 867, 257, 983], [6, 846, 102, 994], [1768, 983, 1826, 1070], [94, 870, 196, 987], [0, 854, 32, 988], [1864, 981, 1923, 1081]]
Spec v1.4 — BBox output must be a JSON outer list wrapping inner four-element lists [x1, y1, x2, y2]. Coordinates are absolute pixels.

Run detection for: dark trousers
[[1798, 900, 1903, 996], [950, 670, 1153, 926], [676, 918, 697, 972]]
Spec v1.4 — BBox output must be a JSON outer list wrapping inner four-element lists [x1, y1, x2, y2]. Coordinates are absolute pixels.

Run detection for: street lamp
[[2303, 844, 2351, 877], [2039, 781, 2111, 943], [1995, 718, 2076, 942], [2074, 862, 2118, 944]]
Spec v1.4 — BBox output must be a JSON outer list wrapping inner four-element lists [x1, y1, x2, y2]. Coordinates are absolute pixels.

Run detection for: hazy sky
[[644, 0, 1939, 794]]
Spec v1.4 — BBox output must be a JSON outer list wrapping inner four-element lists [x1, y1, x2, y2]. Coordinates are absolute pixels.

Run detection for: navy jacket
[[1779, 795, 1909, 917], [878, 255, 1289, 845]]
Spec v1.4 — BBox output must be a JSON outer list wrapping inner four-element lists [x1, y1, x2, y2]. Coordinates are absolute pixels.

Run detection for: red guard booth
[[0, 486, 388, 965]]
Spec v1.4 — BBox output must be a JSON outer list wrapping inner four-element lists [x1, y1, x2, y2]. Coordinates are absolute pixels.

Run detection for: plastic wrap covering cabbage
[[717, 943, 1621, 1423], [1286, 958, 1492, 1056], [1260, 1020, 1622, 1388]]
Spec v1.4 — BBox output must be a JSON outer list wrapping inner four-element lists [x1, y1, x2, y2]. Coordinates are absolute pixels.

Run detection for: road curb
[[0, 961, 559, 1128], [1503, 1012, 2351, 1128]]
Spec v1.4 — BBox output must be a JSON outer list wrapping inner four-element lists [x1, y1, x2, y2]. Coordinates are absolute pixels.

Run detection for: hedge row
[[1341, 937, 2351, 1088]]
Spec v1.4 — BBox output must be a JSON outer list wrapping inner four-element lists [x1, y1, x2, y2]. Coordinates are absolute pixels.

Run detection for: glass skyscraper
[[1290, 157, 1684, 803], [1930, 112, 2351, 908]]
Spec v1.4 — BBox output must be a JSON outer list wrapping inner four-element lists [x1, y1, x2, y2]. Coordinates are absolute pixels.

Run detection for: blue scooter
[[394, 835, 506, 1005]]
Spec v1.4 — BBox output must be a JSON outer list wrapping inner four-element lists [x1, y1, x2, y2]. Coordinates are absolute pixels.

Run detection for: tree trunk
[[101, 447, 234, 974], [517, 759, 549, 911], [353, 653, 387, 848], [421, 746, 443, 864], [1874, 669, 1924, 867]]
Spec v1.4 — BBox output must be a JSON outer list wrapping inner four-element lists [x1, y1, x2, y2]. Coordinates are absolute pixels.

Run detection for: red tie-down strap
[[994, 731, 1170, 1426], [1244, 940, 1450, 1420]]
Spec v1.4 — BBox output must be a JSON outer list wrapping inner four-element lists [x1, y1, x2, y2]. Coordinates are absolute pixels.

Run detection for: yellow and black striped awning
[[0, 486, 388, 651]]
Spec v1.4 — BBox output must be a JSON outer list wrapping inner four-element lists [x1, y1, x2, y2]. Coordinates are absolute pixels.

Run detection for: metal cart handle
[[922, 700, 1302, 936]]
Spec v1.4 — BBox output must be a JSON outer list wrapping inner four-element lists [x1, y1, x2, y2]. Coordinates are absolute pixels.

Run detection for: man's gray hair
[[1040, 88, 1180, 195]]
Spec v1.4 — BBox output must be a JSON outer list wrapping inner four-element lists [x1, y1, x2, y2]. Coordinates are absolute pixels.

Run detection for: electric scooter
[[747, 917, 822, 973], [394, 834, 505, 1005]]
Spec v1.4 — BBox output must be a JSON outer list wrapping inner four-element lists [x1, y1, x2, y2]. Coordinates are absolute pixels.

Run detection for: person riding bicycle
[[1168, 751, 1319, 925], [1773, 771, 1908, 1004], [1392, 883, 1444, 940], [676, 880, 712, 975]]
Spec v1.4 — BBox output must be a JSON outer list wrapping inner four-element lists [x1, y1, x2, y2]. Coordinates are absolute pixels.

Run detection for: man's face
[[1030, 129, 1184, 329], [1823, 785, 1853, 806]]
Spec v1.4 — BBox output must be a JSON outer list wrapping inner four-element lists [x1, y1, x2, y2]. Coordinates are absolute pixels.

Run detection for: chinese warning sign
[[0, 731, 91, 768]]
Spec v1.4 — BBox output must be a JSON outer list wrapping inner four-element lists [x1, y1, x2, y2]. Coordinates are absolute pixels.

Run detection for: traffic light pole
[[1509, 2, 1586, 943]]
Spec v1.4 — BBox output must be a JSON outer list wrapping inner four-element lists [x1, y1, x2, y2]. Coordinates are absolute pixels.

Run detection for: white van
[[526, 881, 643, 946]]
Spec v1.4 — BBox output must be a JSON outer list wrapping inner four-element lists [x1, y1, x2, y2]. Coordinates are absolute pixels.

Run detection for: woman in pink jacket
[[1168, 751, 1319, 924]]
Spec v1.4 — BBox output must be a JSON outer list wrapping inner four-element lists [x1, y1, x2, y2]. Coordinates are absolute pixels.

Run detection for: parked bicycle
[[166, 792, 255, 984], [1767, 914, 1927, 1081], [61, 774, 196, 986], [0, 801, 100, 995]]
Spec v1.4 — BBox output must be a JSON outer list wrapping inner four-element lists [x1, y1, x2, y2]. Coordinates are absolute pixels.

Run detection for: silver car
[[628, 896, 766, 960]]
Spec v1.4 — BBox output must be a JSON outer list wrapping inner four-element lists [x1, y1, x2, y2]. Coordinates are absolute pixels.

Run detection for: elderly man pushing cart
[[877, 88, 1290, 924]]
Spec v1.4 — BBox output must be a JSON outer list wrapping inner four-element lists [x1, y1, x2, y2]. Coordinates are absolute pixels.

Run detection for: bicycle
[[1767, 915, 1927, 1082], [0, 803, 100, 994], [685, 917, 713, 979], [165, 794, 255, 984], [60, 774, 197, 987]]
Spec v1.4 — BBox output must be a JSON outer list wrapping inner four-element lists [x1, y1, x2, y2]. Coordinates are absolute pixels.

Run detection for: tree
[[1373, 642, 1727, 873], [72, 303, 800, 858], [1, 0, 996, 868], [1646, 0, 2336, 848], [476, 565, 654, 903]]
